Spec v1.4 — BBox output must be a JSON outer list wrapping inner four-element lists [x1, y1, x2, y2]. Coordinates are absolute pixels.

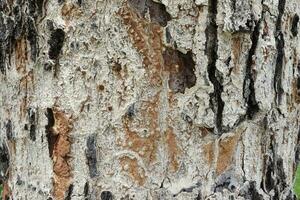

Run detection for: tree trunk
[[0, 0, 299, 199]]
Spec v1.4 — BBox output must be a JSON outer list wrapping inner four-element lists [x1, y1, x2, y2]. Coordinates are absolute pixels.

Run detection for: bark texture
[[0, 0, 300, 199]]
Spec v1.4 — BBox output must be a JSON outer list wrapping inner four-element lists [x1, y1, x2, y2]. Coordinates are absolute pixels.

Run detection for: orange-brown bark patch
[[2, 181, 11, 200], [216, 134, 240, 175], [120, 156, 146, 186], [50, 109, 73, 200], [118, 4, 164, 86], [231, 36, 241, 74], [292, 78, 300, 104], [15, 37, 28, 74], [61, 2, 82, 20], [165, 128, 181, 172], [203, 142, 214, 166], [122, 94, 160, 164]]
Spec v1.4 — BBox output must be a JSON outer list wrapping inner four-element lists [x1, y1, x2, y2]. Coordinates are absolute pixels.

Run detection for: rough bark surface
[[0, 0, 300, 199]]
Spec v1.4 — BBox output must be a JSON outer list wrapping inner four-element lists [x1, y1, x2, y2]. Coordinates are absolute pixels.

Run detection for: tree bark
[[0, 0, 299, 199]]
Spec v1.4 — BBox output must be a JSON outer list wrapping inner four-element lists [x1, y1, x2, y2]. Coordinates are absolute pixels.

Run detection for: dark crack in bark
[[291, 14, 299, 37], [205, 0, 224, 134], [0, 142, 9, 183], [45, 108, 57, 158], [243, 19, 261, 119], [273, 0, 286, 105]]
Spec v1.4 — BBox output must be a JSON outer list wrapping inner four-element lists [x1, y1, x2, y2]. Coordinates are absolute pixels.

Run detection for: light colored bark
[[0, 0, 299, 199]]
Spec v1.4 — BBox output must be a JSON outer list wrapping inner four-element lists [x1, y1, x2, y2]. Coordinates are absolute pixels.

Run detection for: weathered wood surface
[[0, 0, 299, 199]]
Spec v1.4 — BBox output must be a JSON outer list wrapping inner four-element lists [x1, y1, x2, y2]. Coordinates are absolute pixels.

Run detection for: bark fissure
[[274, 0, 286, 105], [206, 0, 224, 134], [48, 28, 65, 60], [0, 142, 9, 182], [243, 19, 261, 119], [291, 14, 299, 37], [45, 108, 57, 158]]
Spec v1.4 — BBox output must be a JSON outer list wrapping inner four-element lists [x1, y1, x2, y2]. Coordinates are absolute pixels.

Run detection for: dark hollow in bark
[[45, 108, 57, 158], [48, 28, 65, 60]]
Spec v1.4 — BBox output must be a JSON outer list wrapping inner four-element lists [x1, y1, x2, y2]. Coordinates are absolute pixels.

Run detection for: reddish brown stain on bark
[[203, 142, 215, 167], [15, 37, 28, 74], [165, 128, 181, 172], [292, 78, 300, 104], [216, 134, 240, 175], [2, 181, 11, 200], [120, 156, 146, 186], [122, 94, 160, 164], [118, 4, 164, 86], [49, 109, 73, 200], [61, 2, 82, 21], [232, 36, 241, 74]]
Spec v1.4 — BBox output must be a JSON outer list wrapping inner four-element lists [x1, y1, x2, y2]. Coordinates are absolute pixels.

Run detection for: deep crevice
[[65, 184, 74, 200], [45, 108, 57, 158], [291, 14, 299, 37], [273, 0, 286, 105], [101, 191, 113, 200], [84, 182, 89, 199], [205, 0, 224, 134], [48, 28, 65, 60], [0, 142, 9, 182], [243, 19, 261, 119]]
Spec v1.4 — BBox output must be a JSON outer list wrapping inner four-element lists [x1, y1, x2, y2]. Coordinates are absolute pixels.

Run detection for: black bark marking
[[27, 17, 39, 61], [163, 49, 196, 93], [0, 44, 5, 74], [127, 0, 171, 26], [205, 0, 224, 134], [85, 134, 98, 178], [101, 191, 113, 200], [239, 181, 263, 200], [249, 181, 263, 200], [45, 108, 57, 158], [5, 120, 12, 140], [28, 107, 37, 141], [65, 184, 74, 200], [243, 19, 261, 119], [0, 142, 9, 182], [77, 0, 82, 6], [126, 104, 135, 119], [274, 0, 286, 105], [84, 182, 89, 199], [291, 14, 299, 37], [264, 155, 275, 192], [48, 28, 65, 60], [0, 1, 44, 74]]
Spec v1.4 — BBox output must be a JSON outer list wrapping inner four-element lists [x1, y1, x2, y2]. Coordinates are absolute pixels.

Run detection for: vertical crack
[[206, 0, 224, 134], [243, 18, 261, 119], [274, 0, 286, 105]]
